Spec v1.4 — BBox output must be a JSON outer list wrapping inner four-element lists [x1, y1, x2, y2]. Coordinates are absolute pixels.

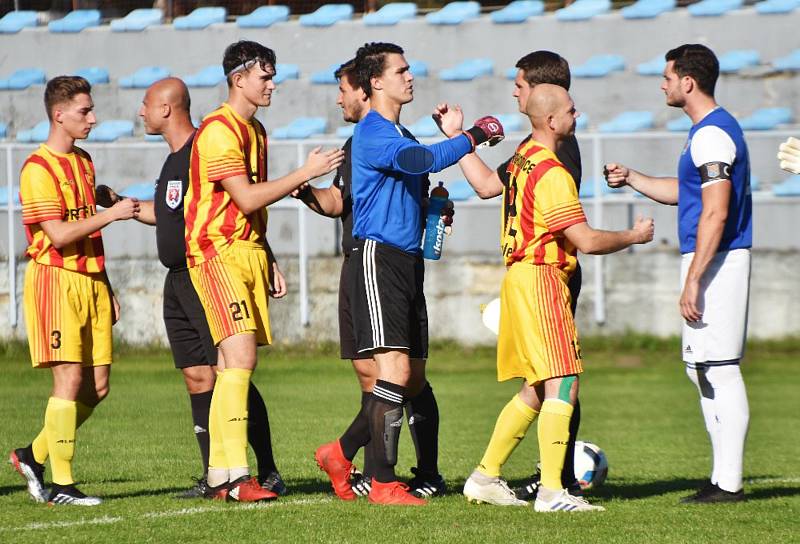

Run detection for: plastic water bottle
[[422, 182, 449, 260]]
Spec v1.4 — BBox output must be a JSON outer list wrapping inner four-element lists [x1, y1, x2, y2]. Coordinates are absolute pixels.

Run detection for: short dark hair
[[223, 40, 277, 87], [334, 58, 356, 81], [44, 76, 91, 120], [665, 44, 719, 96], [353, 42, 404, 97], [515, 51, 571, 90]]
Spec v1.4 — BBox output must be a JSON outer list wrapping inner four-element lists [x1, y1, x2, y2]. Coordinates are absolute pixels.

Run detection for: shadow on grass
[[102, 486, 189, 500], [0, 484, 26, 497], [284, 477, 340, 496]]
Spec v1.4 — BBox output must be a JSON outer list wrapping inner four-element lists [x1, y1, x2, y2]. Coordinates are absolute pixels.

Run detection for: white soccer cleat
[[463, 470, 528, 506], [534, 488, 605, 512]]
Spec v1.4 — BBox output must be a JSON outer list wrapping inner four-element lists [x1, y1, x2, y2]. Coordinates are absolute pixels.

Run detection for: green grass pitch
[[1, 340, 798, 543]]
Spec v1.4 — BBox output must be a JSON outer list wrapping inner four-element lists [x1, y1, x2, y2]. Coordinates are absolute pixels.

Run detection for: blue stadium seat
[[16, 121, 49, 143], [739, 107, 792, 130], [0, 68, 46, 90], [363, 3, 418, 25], [756, 0, 800, 13], [0, 10, 37, 33], [88, 120, 134, 142], [299, 4, 354, 27], [491, 0, 544, 23], [447, 180, 478, 201], [183, 65, 225, 88], [237, 5, 290, 28], [667, 115, 693, 132], [75, 67, 110, 85], [772, 49, 800, 71], [556, 0, 611, 21], [718, 50, 760, 73], [274, 63, 300, 84], [310, 64, 340, 84], [493, 114, 523, 133], [772, 175, 800, 196], [120, 182, 156, 201], [0, 185, 21, 206], [572, 55, 625, 78], [621, 0, 675, 18], [426, 1, 481, 25], [119, 66, 170, 88], [336, 125, 355, 138], [174, 7, 226, 30], [0, 122, 7, 139], [749, 175, 761, 192], [688, 0, 743, 16], [576, 114, 589, 130], [409, 60, 429, 78], [598, 111, 654, 133], [48, 9, 101, 33], [407, 116, 440, 137], [439, 58, 494, 81], [110, 9, 163, 31], [636, 55, 666, 76], [272, 117, 327, 139]]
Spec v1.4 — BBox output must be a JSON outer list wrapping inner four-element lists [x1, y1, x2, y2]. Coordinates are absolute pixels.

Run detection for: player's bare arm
[[679, 180, 731, 322], [604, 163, 679, 205], [265, 242, 287, 298], [221, 146, 344, 214], [38, 197, 140, 249], [295, 184, 345, 217], [563, 216, 654, 255], [96, 184, 155, 225]]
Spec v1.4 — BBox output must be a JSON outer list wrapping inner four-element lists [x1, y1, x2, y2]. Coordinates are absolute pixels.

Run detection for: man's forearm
[[627, 170, 679, 205], [579, 228, 640, 255], [458, 154, 502, 199], [685, 212, 726, 282], [41, 212, 116, 249], [136, 201, 156, 225], [302, 186, 344, 217]]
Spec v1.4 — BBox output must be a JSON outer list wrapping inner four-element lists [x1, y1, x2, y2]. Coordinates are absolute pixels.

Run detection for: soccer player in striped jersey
[[605, 44, 753, 504], [9, 76, 140, 506], [183, 41, 343, 502], [440, 83, 653, 512]]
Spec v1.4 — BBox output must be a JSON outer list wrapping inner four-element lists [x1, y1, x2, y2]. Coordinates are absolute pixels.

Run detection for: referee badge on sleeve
[[166, 180, 183, 210]]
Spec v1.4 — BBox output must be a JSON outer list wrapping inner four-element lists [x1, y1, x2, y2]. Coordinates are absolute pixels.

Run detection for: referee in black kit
[[97, 78, 285, 498]]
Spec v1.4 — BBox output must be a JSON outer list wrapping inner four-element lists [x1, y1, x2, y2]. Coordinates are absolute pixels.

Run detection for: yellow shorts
[[23, 261, 113, 368], [496, 262, 583, 384], [189, 240, 272, 346]]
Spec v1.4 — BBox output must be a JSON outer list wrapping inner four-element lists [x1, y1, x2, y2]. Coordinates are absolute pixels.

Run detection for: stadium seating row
[[3, 107, 792, 144], [2, 48, 798, 91], [1, 0, 798, 35]]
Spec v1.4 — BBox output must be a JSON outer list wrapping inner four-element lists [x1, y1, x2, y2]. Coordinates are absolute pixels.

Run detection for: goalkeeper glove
[[777, 137, 800, 175], [464, 116, 504, 150]]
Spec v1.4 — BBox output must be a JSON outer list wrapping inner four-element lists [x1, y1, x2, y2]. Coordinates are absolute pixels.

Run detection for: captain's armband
[[699, 162, 731, 186]]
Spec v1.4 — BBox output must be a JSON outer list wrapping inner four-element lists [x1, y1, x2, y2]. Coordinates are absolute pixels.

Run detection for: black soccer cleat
[[349, 467, 371, 497], [47, 484, 102, 506], [513, 473, 541, 501], [681, 482, 745, 504], [9, 446, 47, 503], [174, 476, 210, 499], [407, 467, 447, 498], [258, 471, 287, 496]]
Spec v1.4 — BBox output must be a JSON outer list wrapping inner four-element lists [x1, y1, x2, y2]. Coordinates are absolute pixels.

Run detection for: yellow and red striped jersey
[[184, 103, 268, 267], [19, 144, 105, 273], [501, 138, 586, 274]]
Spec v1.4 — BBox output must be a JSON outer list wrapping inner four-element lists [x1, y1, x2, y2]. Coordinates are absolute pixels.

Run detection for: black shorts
[[163, 268, 217, 369], [350, 239, 428, 359], [338, 254, 371, 361]]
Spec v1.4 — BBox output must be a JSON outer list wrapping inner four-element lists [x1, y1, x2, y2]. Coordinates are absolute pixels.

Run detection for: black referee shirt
[[155, 133, 194, 270], [496, 134, 582, 192], [332, 138, 355, 256]]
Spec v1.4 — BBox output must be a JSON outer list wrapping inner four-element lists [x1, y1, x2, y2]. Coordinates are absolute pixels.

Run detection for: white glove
[[777, 137, 800, 175]]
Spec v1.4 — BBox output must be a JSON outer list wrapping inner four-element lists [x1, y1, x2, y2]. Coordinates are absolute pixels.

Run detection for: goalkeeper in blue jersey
[[314, 41, 503, 506]]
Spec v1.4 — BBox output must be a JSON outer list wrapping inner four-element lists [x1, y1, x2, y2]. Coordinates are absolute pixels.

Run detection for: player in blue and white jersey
[[605, 44, 752, 504]]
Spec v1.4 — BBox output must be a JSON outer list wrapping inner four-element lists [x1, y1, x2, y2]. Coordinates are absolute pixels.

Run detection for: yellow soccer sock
[[477, 394, 538, 477], [45, 397, 77, 486], [33, 400, 96, 465], [207, 374, 229, 486], [538, 399, 574, 490], [217, 368, 252, 475]]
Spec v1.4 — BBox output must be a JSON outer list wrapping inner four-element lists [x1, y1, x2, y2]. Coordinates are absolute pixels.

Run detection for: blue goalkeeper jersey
[[351, 109, 472, 253]]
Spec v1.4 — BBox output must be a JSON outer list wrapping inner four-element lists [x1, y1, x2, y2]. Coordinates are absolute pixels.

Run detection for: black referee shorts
[[163, 268, 217, 369], [338, 253, 372, 361], [349, 239, 428, 359]]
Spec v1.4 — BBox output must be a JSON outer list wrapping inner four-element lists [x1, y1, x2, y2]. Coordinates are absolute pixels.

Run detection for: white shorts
[[680, 248, 750, 365]]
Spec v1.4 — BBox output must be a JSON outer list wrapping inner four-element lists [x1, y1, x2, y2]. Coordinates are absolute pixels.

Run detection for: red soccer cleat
[[314, 440, 356, 501], [226, 476, 278, 503], [368, 480, 427, 506]]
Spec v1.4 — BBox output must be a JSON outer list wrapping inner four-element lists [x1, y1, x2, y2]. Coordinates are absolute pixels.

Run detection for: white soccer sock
[[685, 364, 723, 484], [705, 363, 749, 492]]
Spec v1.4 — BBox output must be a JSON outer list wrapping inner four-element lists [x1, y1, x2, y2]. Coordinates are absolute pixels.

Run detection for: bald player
[[98, 78, 286, 498], [447, 84, 653, 511]]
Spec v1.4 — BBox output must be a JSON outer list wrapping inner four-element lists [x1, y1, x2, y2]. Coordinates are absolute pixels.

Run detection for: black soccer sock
[[405, 382, 440, 474], [367, 380, 405, 483], [561, 397, 581, 487], [247, 382, 277, 476], [339, 392, 372, 462], [189, 390, 213, 476]]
